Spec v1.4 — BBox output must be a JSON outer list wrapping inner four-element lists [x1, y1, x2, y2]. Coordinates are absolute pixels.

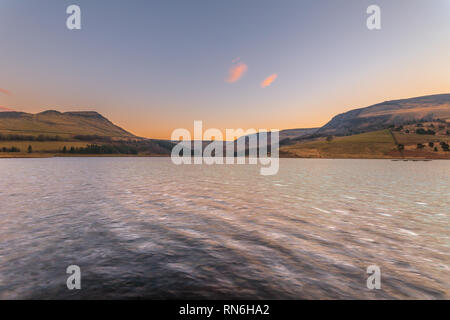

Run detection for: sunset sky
[[1, 0, 449, 139]]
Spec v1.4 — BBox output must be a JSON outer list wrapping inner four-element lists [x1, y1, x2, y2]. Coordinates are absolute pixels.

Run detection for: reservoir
[[0, 158, 448, 299]]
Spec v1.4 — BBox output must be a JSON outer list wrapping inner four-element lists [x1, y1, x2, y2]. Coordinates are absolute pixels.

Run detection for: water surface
[[0, 158, 448, 299]]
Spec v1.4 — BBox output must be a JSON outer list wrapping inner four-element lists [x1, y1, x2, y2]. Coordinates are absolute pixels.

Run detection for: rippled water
[[0, 158, 448, 299]]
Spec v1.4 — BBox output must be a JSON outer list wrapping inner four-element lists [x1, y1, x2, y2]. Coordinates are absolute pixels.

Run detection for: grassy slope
[[281, 129, 450, 159], [280, 130, 398, 158], [0, 111, 135, 138], [316, 94, 450, 136]]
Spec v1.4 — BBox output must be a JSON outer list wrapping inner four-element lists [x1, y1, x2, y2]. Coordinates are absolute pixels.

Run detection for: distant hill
[[315, 94, 450, 137], [0, 110, 136, 139], [234, 127, 319, 150], [275, 128, 320, 141]]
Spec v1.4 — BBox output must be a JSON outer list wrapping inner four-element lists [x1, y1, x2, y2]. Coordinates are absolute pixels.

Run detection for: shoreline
[[0, 153, 169, 159], [0, 153, 448, 160]]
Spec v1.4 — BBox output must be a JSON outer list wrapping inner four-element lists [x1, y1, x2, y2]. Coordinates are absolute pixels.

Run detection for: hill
[[1, 94, 449, 159], [233, 127, 319, 152], [0, 110, 175, 157], [315, 94, 450, 137], [0, 110, 135, 139], [270, 128, 319, 141], [275, 94, 450, 159]]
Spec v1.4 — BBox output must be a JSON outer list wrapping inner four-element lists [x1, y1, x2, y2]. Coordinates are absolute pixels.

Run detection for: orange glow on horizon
[[0, 88, 12, 96]]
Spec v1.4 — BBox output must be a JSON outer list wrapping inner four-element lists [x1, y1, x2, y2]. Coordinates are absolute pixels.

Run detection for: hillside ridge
[[0, 109, 135, 138], [315, 93, 450, 137]]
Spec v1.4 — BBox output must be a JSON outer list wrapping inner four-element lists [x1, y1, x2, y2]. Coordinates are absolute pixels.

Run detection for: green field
[[393, 132, 445, 145], [281, 129, 450, 159], [281, 130, 401, 158]]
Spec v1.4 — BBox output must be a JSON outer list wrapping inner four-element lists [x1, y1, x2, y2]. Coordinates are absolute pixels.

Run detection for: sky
[[0, 0, 449, 139]]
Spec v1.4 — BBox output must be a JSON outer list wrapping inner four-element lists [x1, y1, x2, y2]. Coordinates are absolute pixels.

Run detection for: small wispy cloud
[[226, 61, 248, 83], [0, 106, 14, 112], [261, 74, 278, 88], [0, 88, 12, 96]]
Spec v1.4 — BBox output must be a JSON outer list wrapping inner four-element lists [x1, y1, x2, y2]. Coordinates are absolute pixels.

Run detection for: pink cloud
[[0, 106, 14, 112], [0, 88, 12, 96], [226, 62, 248, 83], [261, 74, 278, 88]]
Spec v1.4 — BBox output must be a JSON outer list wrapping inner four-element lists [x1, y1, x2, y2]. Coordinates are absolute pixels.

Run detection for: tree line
[[0, 134, 66, 141], [62, 144, 138, 155], [0, 146, 21, 152]]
